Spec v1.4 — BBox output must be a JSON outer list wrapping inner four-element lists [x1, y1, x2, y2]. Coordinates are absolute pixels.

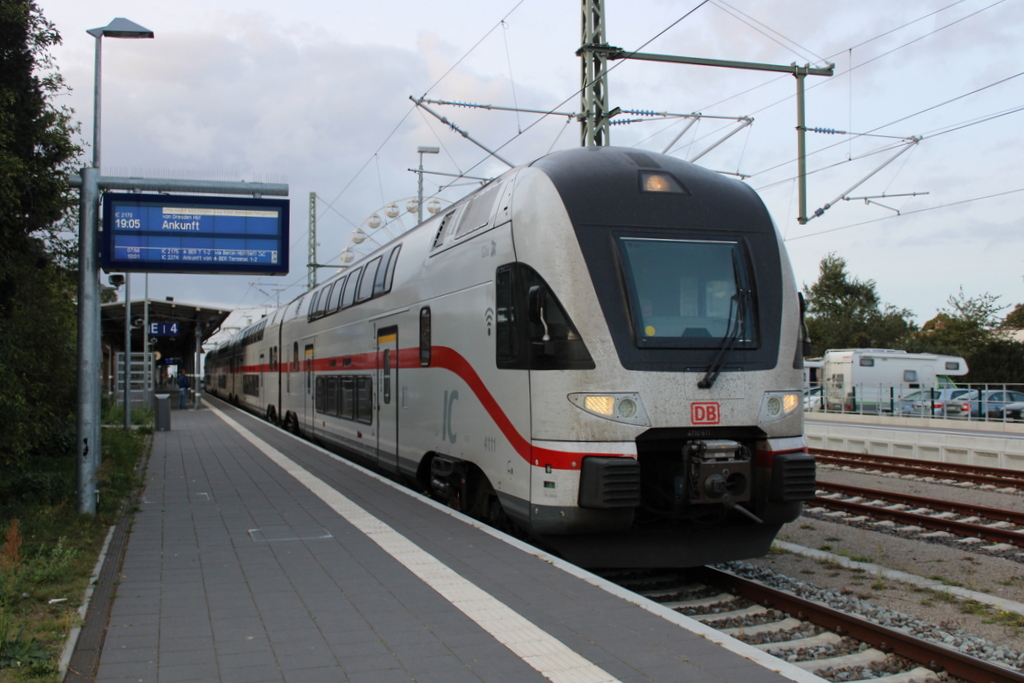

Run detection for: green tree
[[910, 288, 1024, 383], [916, 288, 1005, 355], [0, 0, 82, 471], [1001, 302, 1024, 329], [802, 253, 916, 356]]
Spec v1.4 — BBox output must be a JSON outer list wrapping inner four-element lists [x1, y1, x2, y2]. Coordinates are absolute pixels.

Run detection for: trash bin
[[155, 394, 171, 431]]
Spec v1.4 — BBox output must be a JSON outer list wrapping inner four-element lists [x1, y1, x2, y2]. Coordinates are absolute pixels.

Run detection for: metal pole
[[76, 167, 101, 515], [92, 36, 102, 168], [194, 324, 202, 410], [144, 274, 150, 408], [796, 72, 808, 224], [123, 274, 131, 428]]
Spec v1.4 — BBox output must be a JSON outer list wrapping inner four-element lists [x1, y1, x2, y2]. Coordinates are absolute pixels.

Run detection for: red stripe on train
[[228, 346, 601, 470]]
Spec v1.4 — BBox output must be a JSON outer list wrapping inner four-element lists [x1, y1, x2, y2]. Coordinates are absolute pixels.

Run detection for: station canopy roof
[[101, 299, 231, 369]]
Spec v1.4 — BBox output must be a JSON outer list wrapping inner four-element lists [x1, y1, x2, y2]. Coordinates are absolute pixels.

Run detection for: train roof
[[530, 146, 772, 232]]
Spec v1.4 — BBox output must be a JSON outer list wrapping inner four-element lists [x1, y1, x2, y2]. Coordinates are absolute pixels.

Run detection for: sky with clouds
[[39, 0, 1024, 344]]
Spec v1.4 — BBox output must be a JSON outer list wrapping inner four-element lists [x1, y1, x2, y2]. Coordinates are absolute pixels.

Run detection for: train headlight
[[584, 396, 615, 416], [569, 393, 650, 426], [759, 391, 801, 423]]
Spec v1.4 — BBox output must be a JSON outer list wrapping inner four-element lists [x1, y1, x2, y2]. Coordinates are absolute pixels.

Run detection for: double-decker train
[[205, 146, 815, 567]]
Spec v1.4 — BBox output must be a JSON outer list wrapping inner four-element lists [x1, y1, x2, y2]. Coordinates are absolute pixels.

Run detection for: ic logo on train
[[691, 402, 720, 425]]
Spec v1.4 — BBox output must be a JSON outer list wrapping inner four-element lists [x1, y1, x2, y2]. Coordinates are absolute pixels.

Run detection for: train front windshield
[[617, 237, 757, 349]]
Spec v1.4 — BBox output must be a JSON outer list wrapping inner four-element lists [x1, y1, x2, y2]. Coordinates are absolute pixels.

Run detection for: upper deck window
[[357, 256, 382, 302], [328, 276, 346, 313], [618, 237, 757, 349]]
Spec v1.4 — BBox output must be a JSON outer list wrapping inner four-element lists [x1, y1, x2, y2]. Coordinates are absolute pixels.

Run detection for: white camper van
[[822, 348, 968, 412]]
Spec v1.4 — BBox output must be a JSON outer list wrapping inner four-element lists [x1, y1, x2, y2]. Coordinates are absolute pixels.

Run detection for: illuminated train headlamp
[[569, 392, 650, 426], [759, 391, 801, 423]]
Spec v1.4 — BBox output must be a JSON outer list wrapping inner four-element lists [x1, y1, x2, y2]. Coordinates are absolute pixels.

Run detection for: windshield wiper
[[698, 289, 748, 389]]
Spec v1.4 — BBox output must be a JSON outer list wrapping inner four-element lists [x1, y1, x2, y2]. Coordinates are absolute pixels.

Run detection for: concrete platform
[[69, 397, 823, 683]]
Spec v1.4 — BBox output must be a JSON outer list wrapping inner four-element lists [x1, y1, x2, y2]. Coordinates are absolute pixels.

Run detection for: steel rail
[[816, 481, 1024, 526], [810, 496, 1024, 548], [811, 448, 1024, 488], [704, 566, 1024, 683]]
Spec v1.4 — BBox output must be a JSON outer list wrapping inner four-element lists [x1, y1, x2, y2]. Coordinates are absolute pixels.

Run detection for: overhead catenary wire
[[286, 0, 1015, 313]]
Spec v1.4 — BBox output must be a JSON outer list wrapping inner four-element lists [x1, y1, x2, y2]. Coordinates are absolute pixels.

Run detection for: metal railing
[[803, 382, 1024, 422]]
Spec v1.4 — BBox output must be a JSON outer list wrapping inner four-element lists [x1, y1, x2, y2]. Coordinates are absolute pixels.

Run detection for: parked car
[[967, 390, 1024, 419], [803, 386, 824, 412], [1003, 402, 1024, 422], [896, 388, 977, 417]]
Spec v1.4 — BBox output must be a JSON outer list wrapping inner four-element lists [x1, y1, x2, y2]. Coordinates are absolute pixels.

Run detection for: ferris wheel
[[339, 196, 449, 267]]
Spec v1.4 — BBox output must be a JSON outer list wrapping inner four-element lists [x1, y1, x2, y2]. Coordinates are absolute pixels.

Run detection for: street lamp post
[[76, 18, 153, 515], [416, 146, 439, 224]]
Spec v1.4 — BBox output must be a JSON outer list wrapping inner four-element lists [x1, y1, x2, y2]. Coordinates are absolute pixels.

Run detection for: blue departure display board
[[100, 193, 290, 274]]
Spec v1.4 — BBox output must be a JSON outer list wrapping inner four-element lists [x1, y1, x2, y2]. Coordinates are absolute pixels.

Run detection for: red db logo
[[691, 402, 720, 425]]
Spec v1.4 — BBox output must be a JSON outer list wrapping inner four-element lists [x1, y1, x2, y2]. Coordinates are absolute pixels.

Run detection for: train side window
[[340, 377, 355, 419], [496, 265, 519, 363], [374, 245, 401, 295], [383, 245, 401, 292], [326, 376, 339, 415], [494, 262, 594, 370], [328, 276, 346, 314], [357, 256, 382, 302], [307, 291, 321, 320], [311, 285, 331, 319], [341, 268, 361, 309], [355, 376, 373, 424], [315, 376, 326, 413], [382, 350, 391, 405], [420, 307, 431, 366]]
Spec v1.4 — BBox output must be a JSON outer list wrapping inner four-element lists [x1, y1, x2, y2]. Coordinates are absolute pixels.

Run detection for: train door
[[376, 325, 399, 473], [303, 342, 315, 435]]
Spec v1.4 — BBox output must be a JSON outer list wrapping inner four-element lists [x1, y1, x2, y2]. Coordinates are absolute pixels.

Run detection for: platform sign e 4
[[100, 193, 289, 275], [149, 322, 180, 337]]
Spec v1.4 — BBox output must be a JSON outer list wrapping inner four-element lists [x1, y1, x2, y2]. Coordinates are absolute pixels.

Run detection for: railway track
[[810, 449, 1024, 490], [812, 482, 1024, 550], [601, 566, 1024, 683]]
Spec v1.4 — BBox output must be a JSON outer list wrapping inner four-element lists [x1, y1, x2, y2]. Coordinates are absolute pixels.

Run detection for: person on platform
[[177, 372, 190, 409]]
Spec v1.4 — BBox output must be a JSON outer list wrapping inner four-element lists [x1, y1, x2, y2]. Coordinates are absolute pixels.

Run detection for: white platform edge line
[[211, 399, 826, 683], [209, 404, 620, 683]]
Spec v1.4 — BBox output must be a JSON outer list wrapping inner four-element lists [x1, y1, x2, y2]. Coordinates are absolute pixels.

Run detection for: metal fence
[[803, 382, 1024, 422]]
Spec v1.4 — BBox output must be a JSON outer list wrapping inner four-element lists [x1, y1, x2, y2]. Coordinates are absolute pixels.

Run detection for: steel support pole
[[194, 324, 202, 410], [123, 274, 131, 428], [92, 37, 102, 168], [796, 72, 808, 225], [76, 167, 101, 515]]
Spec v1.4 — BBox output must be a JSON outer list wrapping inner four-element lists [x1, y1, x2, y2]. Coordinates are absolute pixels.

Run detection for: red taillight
[[934, 402, 944, 409]]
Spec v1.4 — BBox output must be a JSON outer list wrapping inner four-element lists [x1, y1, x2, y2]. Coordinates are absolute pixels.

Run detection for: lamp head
[[87, 18, 154, 39]]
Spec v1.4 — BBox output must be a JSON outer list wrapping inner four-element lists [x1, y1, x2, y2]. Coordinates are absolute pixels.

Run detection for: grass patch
[[916, 589, 1024, 634], [0, 407, 151, 682]]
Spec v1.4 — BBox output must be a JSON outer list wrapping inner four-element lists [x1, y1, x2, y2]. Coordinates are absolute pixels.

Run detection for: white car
[[803, 386, 824, 412]]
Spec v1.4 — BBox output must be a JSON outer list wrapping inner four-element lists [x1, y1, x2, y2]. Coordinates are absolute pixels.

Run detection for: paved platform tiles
[[74, 399, 821, 683]]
